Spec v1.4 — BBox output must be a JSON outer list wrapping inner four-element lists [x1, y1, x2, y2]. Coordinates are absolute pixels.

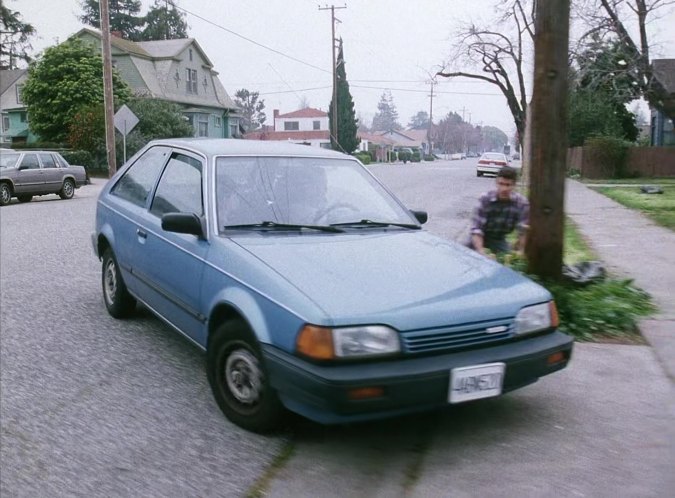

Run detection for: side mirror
[[162, 212, 205, 238], [410, 210, 428, 225]]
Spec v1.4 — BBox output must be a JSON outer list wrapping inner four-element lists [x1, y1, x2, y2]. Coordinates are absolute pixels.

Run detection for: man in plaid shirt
[[467, 166, 529, 256]]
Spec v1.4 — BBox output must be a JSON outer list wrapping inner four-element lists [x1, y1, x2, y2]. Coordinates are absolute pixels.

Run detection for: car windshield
[[0, 153, 20, 169], [215, 156, 417, 231], [482, 153, 506, 160]]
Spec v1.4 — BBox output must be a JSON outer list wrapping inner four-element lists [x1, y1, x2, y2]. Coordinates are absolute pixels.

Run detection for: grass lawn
[[583, 177, 675, 186], [596, 186, 675, 230], [503, 218, 653, 343]]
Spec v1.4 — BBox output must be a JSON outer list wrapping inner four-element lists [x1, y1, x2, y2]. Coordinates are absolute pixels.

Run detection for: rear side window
[[111, 146, 170, 207], [39, 154, 57, 168], [19, 154, 40, 169], [150, 153, 203, 217]]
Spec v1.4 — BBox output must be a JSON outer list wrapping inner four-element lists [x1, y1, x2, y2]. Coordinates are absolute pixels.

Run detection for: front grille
[[401, 318, 514, 354]]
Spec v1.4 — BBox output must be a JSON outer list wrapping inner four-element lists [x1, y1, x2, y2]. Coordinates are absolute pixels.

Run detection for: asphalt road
[[1, 159, 672, 497]]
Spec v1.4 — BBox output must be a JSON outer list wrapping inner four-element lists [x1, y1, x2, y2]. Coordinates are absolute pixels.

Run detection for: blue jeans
[[466, 236, 511, 254]]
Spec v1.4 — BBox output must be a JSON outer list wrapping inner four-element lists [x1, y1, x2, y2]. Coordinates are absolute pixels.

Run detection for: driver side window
[[150, 153, 203, 217]]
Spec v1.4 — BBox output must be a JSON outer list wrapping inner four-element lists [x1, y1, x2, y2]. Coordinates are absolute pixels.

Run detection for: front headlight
[[296, 324, 400, 360], [514, 301, 559, 335]]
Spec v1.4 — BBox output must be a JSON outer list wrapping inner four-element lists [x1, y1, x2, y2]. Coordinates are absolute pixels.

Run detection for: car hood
[[230, 230, 550, 330]]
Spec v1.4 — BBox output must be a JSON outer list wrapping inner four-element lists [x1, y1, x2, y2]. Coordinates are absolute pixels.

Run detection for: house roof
[[653, 59, 675, 94], [278, 107, 328, 118], [357, 132, 396, 146], [377, 129, 421, 147], [72, 28, 236, 111], [0, 69, 27, 95], [652, 59, 675, 118]]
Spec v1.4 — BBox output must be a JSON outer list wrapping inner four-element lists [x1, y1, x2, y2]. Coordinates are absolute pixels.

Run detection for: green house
[[74, 28, 241, 139]]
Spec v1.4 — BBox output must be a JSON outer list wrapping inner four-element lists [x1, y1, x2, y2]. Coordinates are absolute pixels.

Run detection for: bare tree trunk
[[526, 0, 570, 280]]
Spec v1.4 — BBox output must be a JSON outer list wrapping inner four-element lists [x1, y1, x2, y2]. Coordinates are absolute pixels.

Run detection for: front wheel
[[207, 321, 284, 433], [0, 183, 11, 206], [59, 178, 75, 199], [102, 248, 136, 318]]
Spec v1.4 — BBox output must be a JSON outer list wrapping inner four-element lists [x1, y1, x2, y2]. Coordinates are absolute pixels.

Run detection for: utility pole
[[427, 79, 436, 156], [526, 0, 570, 279], [100, 0, 117, 177], [319, 4, 346, 147]]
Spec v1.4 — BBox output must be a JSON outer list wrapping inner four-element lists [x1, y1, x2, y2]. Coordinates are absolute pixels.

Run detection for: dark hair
[[497, 166, 517, 181]]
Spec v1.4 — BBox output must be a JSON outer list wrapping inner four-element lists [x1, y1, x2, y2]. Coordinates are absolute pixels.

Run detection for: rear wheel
[[477, 171, 482, 177], [59, 178, 75, 199], [17, 195, 32, 203], [0, 183, 11, 206], [102, 248, 136, 318], [207, 321, 284, 433]]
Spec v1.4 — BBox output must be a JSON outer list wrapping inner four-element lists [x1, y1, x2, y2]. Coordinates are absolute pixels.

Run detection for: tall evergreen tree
[[328, 39, 359, 153], [141, 0, 189, 41], [79, 0, 144, 41], [0, 3, 35, 69], [371, 90, 401, 131]]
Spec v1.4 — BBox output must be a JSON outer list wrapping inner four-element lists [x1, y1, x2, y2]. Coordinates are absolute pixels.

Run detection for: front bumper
[[263, 331, 573, 424]]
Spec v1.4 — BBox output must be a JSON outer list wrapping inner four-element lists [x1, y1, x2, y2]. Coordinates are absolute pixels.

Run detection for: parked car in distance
[[93, 138, 573, 433], [477, 152, 511, 177], [0, 150, 88, 206]]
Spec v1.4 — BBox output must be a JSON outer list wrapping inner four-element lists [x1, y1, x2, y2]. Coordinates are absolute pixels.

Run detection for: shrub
[[398, 150, 412, 163], [61, 150, 95, 169], [423, 154, 435, 161], [412, 151, 421, 162], [585, 135, 632, 178], [354, 152, 371, 164]]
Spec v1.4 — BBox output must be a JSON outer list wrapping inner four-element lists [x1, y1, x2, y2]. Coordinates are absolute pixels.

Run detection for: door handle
[[136, 228, 147, 239]]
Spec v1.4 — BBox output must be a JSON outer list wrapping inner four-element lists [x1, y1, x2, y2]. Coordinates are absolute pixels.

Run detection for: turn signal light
[[549, 301, 560, 328], [296, 325, 334, 360], [547, 351, 566, 365]]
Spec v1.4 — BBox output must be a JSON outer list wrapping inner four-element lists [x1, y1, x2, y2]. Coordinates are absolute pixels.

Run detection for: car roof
[[148, 138, 351, 159]]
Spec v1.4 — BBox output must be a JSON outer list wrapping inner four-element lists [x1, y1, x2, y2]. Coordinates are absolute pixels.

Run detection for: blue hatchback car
[[93, 138, 573, 432]]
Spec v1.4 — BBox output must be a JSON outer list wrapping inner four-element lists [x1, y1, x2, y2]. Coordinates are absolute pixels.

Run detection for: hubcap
[[64, 182, 74, 196], [225, 349, 262, 405], [0, 186, 9, 203], [104, 259, 117, 304]]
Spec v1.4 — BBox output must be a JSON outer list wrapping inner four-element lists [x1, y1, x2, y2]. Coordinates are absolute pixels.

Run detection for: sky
[[11, 0, 675, 137]]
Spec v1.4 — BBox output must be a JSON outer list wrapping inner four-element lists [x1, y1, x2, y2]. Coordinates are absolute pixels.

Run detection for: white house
[[244, 107, 331, 148]]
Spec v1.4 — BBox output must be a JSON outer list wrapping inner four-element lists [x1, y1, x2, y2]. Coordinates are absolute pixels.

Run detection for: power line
[[168, 1, 330, 74]]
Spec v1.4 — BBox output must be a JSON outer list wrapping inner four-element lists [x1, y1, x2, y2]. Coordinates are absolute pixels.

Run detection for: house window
[[16, 84, 24, 104], [284, 121, 299, 131], [214, 116, 222, 128], [2, 115, 9, 132], [189, 49, 193, 61], [229, 124, 238, 137], [198, 115, 208, 137], [313, 120, 320, 130], [20, 112, 27, 123], [186, 69, 198, 94]]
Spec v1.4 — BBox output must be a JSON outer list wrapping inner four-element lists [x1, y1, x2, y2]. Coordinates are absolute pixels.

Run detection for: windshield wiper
[[223, 221, 343, 233], [330, 219, 420, 230]]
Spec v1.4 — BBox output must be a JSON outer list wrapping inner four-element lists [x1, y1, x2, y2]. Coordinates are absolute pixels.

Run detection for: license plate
[[449, 362, 505, 403]]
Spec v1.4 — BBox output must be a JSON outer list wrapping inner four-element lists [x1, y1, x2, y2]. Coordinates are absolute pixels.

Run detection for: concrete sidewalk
[[565, 179, 675, 380]]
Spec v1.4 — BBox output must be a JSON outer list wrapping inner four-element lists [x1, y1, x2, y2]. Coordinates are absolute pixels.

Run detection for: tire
[[0, 183, 11, 206], [59, 178, 75, 199], [101, 248, 136, 318], [207, 321, 284, 433], [477, 172, 482, 177], [17, 195, 32, 203]]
